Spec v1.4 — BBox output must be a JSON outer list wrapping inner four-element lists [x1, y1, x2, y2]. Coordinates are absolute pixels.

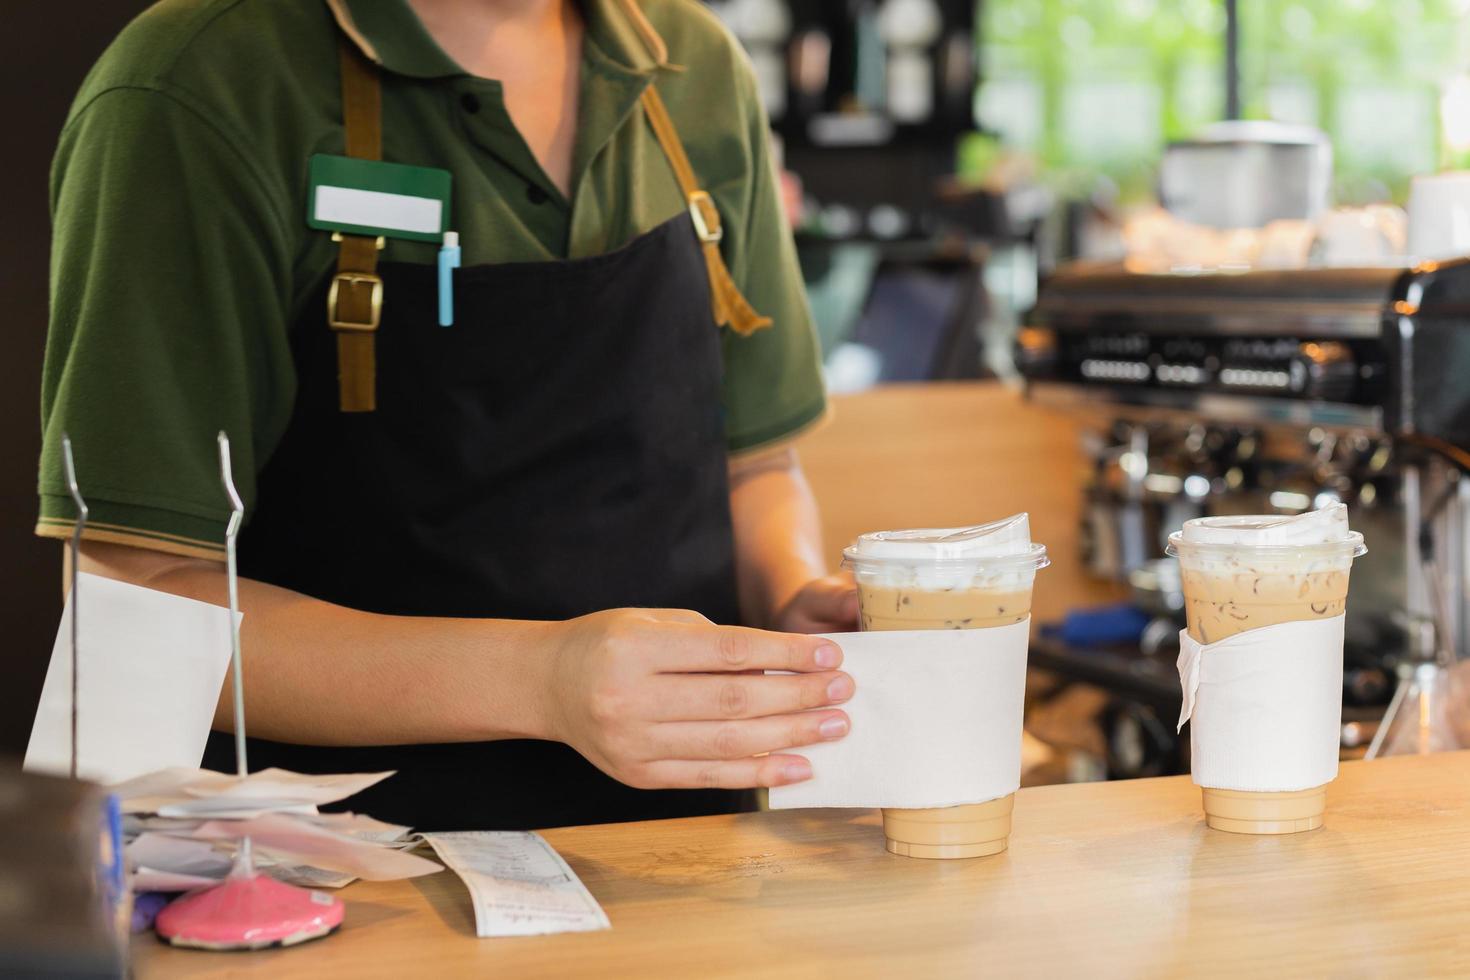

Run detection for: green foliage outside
[[973, 0, 1470, 203]]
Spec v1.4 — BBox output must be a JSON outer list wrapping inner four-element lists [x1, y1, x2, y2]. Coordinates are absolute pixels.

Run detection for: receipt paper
[[423, 831, 610, 938]]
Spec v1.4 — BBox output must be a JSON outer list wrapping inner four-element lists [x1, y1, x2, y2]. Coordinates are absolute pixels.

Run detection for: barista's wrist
[[515, 619, 566, 743], [450, 618, 564, 744]]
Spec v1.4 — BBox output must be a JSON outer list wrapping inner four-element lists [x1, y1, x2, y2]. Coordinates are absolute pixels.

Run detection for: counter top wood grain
[[133, 751, 1470, 978]]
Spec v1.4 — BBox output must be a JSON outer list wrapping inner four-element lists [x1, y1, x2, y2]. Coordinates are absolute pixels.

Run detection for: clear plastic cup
[[1166, 512, 1366, 834], [843, 516, 1049, 859]]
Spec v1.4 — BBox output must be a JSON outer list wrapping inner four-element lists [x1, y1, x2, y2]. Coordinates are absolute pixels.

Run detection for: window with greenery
[[977, 0, 1470, 202]]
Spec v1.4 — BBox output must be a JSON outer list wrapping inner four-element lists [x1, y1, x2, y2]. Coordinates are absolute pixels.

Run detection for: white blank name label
[[313, 185, 443, 235]]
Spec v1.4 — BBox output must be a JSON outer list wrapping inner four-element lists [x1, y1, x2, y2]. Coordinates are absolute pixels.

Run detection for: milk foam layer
[[846, 514, 1046, 590], [1180, 503, 1351, 547]]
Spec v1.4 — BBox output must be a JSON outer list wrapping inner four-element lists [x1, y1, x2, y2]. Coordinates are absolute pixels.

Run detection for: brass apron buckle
[[688, 190, 723, 244], [327, 272, 384, 332]]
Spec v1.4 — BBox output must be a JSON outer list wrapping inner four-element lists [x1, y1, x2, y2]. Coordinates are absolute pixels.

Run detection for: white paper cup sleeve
[[769, 619, 1030, 810], [1176, 616, 1344, 792]]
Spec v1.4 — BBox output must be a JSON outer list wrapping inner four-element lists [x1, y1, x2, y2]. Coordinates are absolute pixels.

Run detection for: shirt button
[[526, 184, 549, 205], [460, 93, 481, 114]]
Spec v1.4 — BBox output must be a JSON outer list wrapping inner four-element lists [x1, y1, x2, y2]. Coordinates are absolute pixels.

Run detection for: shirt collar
[[325, 0, 671, 80]]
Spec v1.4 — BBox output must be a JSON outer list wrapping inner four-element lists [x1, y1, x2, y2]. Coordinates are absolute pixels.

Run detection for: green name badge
[[307, 155, 452, 243]]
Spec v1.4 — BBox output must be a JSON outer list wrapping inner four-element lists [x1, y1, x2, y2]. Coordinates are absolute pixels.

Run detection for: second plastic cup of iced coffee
[[1166, 503, 1366, 834], [843, 514, 1049, 858]]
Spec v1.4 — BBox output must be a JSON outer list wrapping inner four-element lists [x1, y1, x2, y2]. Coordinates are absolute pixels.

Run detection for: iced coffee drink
[[844, 514, 1049, 859], [1167, 504, 1366, 834], [858, 584, 1032, 632]]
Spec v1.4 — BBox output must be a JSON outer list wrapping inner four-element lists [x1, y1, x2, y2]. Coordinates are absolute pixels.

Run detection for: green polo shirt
[[37, 0, 826, 559]]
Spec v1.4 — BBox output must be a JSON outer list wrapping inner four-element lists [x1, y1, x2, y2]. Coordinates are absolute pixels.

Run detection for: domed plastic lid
[[1166, 502, 1366, 560], [844, 513, 1049, 570]]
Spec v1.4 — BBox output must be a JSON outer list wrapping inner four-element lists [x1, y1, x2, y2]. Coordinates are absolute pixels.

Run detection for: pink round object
[[155, 874, 344, 950]]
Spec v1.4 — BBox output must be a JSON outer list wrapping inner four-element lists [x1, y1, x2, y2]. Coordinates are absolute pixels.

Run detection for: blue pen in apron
[[438, 231, 460, 327]]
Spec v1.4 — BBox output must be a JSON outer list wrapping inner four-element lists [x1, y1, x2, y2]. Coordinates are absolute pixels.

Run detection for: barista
[[36, 0, 855, 829]]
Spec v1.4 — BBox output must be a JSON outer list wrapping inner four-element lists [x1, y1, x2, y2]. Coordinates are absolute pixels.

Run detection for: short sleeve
[[37, 86, 296, 558], [716, 66, 828, 455]]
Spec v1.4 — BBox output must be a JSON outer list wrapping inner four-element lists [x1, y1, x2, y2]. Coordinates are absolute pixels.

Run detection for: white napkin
[[1176, 616, 1344, 792], [769, 619, 1030, 810]]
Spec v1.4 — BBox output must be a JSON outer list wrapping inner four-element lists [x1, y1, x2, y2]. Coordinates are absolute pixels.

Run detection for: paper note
[[126, 833, 232, 878], [111, 768, 217, 807], [301, 812, 413, 843], [24, 574, 238, 784], [123, 815, 206, 837], [193, 813, 441, 881], [263, 862, 360, 890], [181, 768, 395, 805], [768, 621, 1031, 810], [132, 867, 219, 893], [113, 766, 393, 817], [423, 832, 610, 938], [159, 768, 394, 818]]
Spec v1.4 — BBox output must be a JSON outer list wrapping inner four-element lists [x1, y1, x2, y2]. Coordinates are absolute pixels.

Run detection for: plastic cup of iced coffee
[[842, 514, 1049, 859], [1166, 503, 1366, 834]]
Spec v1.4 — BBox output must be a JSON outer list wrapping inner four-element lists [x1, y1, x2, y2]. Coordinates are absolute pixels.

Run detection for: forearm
[[77, 542, 555, 747], [728, 448, 827, 628]]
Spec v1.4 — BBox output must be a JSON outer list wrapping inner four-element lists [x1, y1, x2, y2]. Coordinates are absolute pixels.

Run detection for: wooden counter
[[134, 752, 1470, 978]]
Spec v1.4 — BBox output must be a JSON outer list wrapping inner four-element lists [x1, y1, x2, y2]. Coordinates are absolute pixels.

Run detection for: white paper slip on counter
[[1176, 615, 1345, 792], [422, 832, 610, 938], [769, 620, 1031, 811], [194, 813, 441, 881], [24, 573, 238, 784]]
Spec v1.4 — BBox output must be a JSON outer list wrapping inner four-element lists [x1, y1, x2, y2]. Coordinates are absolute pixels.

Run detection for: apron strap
[[639, 87, 772, 337], [325, 34, 769, 398], [329, 38, 385, 413]]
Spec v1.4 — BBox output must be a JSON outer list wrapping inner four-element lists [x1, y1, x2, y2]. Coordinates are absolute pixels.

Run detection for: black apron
[[202, 207, 750, 830]]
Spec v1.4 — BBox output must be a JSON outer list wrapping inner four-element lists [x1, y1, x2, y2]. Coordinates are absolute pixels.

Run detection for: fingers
[[650, 710, 849, 761], [773, 574, 860, 634], [649, 622, 843, 673], [654, 670, 854, 721], [638, 753, 816, 790], [805, 576, 859, 617]]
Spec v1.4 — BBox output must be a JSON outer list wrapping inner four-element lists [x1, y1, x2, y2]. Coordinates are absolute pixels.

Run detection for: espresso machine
[[1017, 259, 1470, 777]]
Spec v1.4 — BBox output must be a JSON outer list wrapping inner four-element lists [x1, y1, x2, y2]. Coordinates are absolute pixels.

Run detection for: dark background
[[1, 2, 149, 757]]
